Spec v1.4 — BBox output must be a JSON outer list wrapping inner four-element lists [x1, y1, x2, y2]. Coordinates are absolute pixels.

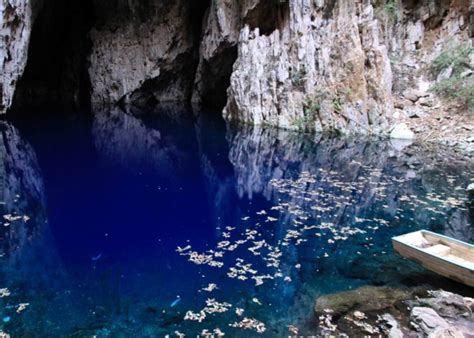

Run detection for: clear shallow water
[[0, 106, 473, 337]]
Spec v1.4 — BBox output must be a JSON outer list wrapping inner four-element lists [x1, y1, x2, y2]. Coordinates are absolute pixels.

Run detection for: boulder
[[390, 123, 415, 140], [314, 286, 416, 316], [405, 106, 426, 118], [437, 66, 453, 82], [467, 183, 474, 193], [402, 89, 422, 103], [410, 307, 450, 334], [408, 290, 474, 319], [380, 313, 404, 338]]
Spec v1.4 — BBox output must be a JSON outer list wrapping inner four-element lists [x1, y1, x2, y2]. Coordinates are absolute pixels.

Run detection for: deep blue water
[[0, 106, 472, 337]]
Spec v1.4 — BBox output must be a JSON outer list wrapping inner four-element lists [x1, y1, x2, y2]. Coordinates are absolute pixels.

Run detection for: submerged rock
[[314, 286, 418, 316]]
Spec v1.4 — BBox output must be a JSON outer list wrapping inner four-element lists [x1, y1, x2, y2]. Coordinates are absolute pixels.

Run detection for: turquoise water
[[0, 106, 472, 337]]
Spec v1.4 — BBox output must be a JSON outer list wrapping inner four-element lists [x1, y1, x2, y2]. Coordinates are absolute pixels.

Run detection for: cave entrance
[[121, 0, 212, 110], [194, 45, 238, 111], [10, 0, 94, 114], [244, 0, 290, 35]]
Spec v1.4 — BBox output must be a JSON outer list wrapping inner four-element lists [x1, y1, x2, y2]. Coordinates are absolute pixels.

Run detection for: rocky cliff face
[[0, 0, 42, 112], [224, 0, 393, 134], [1, 0, 472, 135], [88, 0, 208, 107], [223, 0, 471, 134]]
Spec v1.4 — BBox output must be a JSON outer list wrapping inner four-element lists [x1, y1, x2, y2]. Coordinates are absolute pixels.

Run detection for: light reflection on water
[[0, 106, 472, 336]]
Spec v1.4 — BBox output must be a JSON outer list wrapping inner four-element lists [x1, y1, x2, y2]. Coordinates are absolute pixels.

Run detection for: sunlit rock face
[[223, 0, 471, 134], [191, 0, 280, 109], [0, 0, 43, 113], [2, 0, 471, 136], [224, 0, 393, 134]]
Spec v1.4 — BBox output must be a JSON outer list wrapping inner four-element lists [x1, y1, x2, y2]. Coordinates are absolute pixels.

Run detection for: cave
[[10, 0, 212, 115], [118, 0, 212, 109], [194, 45, 238, 111], [244, 0, 290, 35], [10, 0, 94, 114]]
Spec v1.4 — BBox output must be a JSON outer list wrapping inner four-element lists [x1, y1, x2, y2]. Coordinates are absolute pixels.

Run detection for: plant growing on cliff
[[293, 90, 327, 130], [430, 42, 474, 111], [384, 0, 399, 21], [430, 42, 473, 76], [332, 97, 343, 113], [291, 65, 307, 89]]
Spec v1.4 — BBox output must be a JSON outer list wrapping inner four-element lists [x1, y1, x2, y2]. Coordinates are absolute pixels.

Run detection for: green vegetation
[[431, 77, 474, 111], [430, 42, 473, 76], [332, 97, 343, 113], [430, 42, 474, 111], [384, 0, 399, 21], [291, 89, 327, 130], [291, 65, 307, 89]]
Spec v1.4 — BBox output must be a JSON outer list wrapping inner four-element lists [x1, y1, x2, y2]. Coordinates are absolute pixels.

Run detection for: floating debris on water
[[229, 317, 266, 333], [16, 303, 29, 313], [0, 289, 10, 298], [202, 283, 218, 292]]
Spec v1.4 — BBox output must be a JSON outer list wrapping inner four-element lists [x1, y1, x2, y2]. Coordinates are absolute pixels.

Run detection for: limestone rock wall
[[223, 0, 471, 134], [88, 0, 205, 107], [191, 0, 241, 108], [1, 0, 472, 135], [224, 0, 393, 134], [0, 0, 42, 113], [191, 0, 284, 109]]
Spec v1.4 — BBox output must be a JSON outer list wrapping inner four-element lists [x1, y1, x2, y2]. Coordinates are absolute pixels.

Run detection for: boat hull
[[392, 232, 474, 287]]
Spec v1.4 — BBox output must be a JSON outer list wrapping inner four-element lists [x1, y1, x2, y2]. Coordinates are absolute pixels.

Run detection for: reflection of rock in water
[[0, 121, 56, 283], [225, 124, 474, 324], [195, 115, 241, 233], [92, 106, 198, 182], [227, 124, 474, 242]]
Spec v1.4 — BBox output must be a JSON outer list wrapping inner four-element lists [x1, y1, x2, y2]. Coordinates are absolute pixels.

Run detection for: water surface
[[0, 106, 473, 337]]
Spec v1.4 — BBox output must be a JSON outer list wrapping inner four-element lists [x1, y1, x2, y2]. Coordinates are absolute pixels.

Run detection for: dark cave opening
[[9, 0, 229, 116], [196, 45, 238, 111], [245, 0, 290, 35], [120, 0, 212, 110], [10, 0, 94, 115]]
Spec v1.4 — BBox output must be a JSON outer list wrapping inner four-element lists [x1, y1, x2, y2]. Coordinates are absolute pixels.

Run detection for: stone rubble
[[315, 287, 474, 337]]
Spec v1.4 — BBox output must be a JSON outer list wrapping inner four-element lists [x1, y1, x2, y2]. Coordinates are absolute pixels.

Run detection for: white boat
[[392, 230, 474, 287]]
